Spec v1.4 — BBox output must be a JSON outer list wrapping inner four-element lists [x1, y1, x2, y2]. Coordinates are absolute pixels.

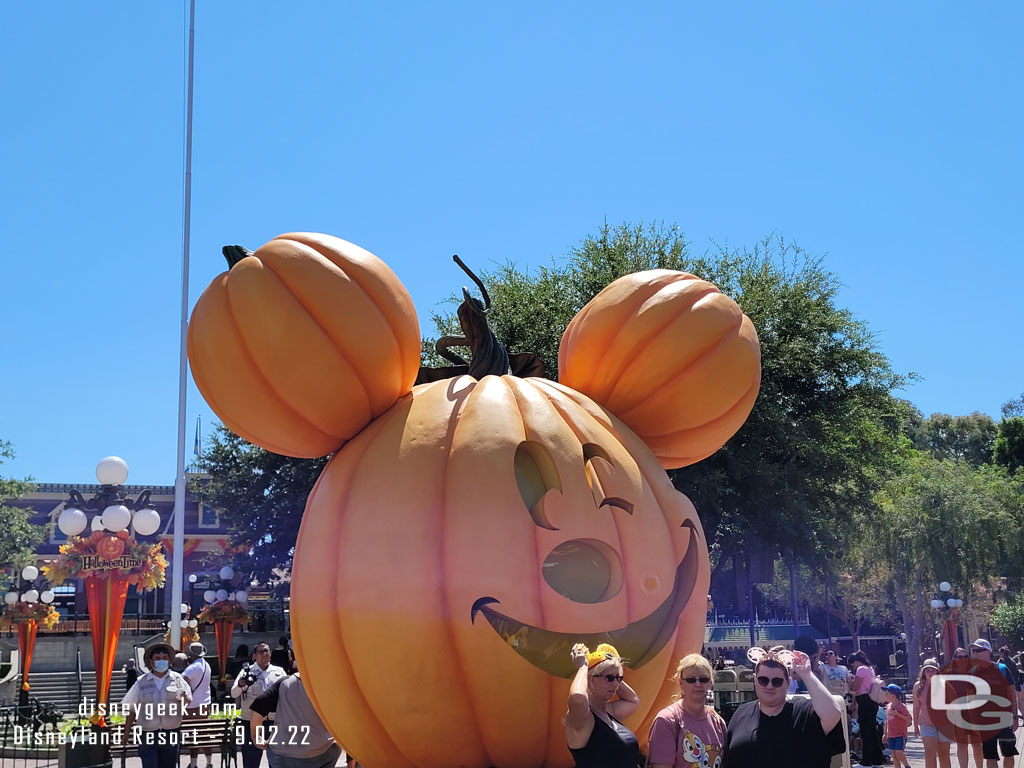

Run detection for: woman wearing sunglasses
[[648, 653, 726, 768], [722, 650, 845, 767], [566, 642, 642, 767]]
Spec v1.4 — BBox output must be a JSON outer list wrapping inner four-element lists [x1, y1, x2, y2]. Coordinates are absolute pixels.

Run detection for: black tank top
[[569, 711, 641, 768]]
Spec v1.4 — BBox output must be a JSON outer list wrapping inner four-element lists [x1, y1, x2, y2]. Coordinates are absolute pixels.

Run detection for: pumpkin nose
[[542, 539, 622, 604]]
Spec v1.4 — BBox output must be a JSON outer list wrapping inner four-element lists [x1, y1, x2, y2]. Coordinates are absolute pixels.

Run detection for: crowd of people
[[566, 636, 1024, 768], [113, 630, 1023, 768], [118, 634, 344, 768]]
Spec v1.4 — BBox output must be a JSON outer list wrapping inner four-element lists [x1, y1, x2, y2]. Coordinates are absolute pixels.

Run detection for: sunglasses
[[756, 676, 787, 688], [971, 648, 985, 654], [682, 676, 711, 684], [953, 654, 968, 659], [594, 674, 623, 683]]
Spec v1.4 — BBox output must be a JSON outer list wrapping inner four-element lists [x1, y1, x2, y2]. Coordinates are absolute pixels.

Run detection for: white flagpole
[[171, 0, 197, 649]]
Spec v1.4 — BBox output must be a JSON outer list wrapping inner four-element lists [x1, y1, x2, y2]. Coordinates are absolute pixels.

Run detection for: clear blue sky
[[2, 2, 1021, 486]]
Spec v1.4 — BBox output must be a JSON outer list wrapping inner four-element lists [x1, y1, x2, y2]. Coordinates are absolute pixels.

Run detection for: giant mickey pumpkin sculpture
[[188, 233, 761, 768]]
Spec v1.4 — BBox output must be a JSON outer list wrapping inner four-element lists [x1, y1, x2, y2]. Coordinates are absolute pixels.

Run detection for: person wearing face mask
[[122, 642, 192, 768]]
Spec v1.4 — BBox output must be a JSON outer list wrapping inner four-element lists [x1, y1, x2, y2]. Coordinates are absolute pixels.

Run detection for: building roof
[[705, 622, 828, 646]]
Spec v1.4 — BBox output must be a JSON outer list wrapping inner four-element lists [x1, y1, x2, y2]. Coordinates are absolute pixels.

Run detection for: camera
[[240, 663, 260, 691]]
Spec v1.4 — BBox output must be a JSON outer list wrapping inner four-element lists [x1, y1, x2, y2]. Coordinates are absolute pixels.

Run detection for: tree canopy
[[193, 428, 327, 587], [0, 440, 43, 574], [994, 418, 1024, 473]]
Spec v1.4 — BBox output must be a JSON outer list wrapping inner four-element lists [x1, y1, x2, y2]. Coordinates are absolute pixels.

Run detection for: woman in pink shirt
[[848, 651, 885, 768], [648, 653, 727, 768]]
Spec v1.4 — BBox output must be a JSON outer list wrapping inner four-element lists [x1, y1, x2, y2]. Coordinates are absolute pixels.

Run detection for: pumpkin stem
[[222, 245, 255, 269], [433, 256, 510, 378]]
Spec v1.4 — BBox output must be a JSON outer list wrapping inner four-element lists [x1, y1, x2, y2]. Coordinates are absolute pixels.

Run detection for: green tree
[[921, 412, 998, 466], [192, 427, 327, 587], [990, 595, 1024, 648], [0, 440, 43, 573], [1001, 393, 1024, 420], [763, 542, 895, 648], [994, 418, 1024, 472], [875, 453, 1021, 678]]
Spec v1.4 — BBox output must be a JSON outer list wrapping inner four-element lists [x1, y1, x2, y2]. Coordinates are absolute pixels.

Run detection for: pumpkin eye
[[542, 538, 623, 604], [515, 442, 562, 530], [583, 443, 634, 515]]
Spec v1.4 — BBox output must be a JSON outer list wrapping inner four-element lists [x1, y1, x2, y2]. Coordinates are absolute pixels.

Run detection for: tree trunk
[[895, 568, 918, 681]]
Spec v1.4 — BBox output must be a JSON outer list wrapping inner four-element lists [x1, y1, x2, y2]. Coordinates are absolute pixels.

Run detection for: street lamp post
[[930, 581, 963, 664], [55, 457, 164, 722], [3, 566, 56, 715]]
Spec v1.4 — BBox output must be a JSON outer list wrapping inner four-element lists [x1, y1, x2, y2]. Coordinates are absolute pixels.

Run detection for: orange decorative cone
[[17, 619, 38, 691], [84, 573, 130, 725], [214, 619, 234, 681]]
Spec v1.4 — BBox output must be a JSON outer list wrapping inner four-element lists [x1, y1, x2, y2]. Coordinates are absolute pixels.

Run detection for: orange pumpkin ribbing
[[291, 375, 709, 768], [558, 269, 761, 469], [187, 233, 420, 458]]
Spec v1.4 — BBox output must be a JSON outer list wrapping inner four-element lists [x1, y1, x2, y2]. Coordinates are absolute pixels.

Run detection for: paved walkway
[[895, 727, 1023, 766]]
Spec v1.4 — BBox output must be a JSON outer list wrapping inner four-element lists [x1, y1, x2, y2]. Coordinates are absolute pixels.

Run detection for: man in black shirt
[[723, 650, 845, 768]]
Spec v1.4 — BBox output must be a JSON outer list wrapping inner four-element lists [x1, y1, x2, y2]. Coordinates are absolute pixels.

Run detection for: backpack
[[868, 675, 888, 704]]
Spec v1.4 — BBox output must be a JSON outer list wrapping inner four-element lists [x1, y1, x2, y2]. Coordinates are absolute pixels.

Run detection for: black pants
[[137, 732, 181, 768], [856, 694, 884, 766], [238, 719, 266, 768]]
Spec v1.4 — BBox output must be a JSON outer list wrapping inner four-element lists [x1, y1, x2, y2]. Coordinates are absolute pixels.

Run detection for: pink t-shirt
[[886, 700, 911, 738], [647, 701, 726, 767], [852, 665, 874, 695]]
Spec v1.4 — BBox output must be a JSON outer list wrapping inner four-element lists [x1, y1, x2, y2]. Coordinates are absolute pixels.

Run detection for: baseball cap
[[922, 658, 940, 671], [970, 638, 993, 652], [885, 683, 902, 696]]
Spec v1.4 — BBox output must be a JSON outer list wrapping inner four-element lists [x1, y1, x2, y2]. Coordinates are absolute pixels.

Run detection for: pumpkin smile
[[471, 521, 700, 678]]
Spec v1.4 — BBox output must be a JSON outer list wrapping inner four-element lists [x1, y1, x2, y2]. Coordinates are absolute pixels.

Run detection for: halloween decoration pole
[[2, 575, 59, 704], [43, 458, 167, 726], [196, 566, 250, 681]]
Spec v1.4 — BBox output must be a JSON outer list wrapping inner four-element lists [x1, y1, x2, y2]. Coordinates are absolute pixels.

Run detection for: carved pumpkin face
[[291, 375, 710, 768], [95, 535, 125, 560]]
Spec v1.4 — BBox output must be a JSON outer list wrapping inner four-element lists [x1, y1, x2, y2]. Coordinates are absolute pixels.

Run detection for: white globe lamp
[[24, 589, 39, 603], [131, 508, 161, 536], [96, 457, 129, 486], [215, 589, 228, 602], [58, 508, 88, 536], [931, 599, 943, 609], [91, 516, 106, 532], [21, 565, 39, 582], [101, 505, 132, 532], [203, 590, 216, 603], [219, 566, 234, 581], [939, 581, 952, 593], [41, 591, 54, 604], [234, 590, 247, 603], [4, 592, 18, 605]]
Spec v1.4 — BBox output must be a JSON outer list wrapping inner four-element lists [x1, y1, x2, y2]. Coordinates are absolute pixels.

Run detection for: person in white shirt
[[122, 642, 192, 768], [231, 642, 287, 768], [182, 642, 213, 768]]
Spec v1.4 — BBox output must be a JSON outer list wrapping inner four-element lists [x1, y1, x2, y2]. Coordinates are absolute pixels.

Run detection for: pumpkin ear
[[558, 269, 761, 470], [188, 233, 421, 458]]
